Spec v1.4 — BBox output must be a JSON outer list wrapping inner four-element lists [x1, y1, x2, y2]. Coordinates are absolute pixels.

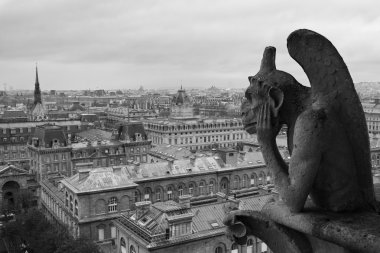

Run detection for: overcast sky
[[0, 0, 379, 91]]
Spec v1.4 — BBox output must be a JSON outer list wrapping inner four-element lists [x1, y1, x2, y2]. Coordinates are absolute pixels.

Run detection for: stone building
[[0, 164, 38, 212], [28, 124, 73, 182], [39, 149, 273, 252], [143, 118, 255, 150], [0, 120, 88, 169], [28, 122, 152, 182], [115, 195, 273, 253], [363, 98, 380, 135]]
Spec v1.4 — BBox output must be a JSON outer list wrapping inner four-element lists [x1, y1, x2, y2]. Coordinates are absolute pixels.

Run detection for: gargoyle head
[[242, 47, 297, 134]]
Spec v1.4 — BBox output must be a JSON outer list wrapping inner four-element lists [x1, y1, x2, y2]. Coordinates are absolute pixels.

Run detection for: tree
[[55, 238, 102, 253]]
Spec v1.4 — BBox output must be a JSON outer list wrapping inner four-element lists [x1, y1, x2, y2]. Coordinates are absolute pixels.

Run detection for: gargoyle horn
[[259, 46, 276, 74]]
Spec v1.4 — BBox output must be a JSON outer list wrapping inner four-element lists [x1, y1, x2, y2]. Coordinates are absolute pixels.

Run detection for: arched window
[[231, 243, 239, 253], [167, 186, 173, 200], [74, 199, 78, 216], [242, 174, 249, 188], [209, 179, 215, 195], [188, 183, 194, 196], [108, 197, 117, 212], [247, 238, 254, 253], [234, 176, 240, 189], [215, 246, 224, 253], [69, 195, 73, 211], [130, 245, 136, 253], [134, 190, 140, 203], [144, 188, 151, 201], [199, 181, 205, 195], [110, 224, 116, 238], [266, 172, 272, 184], [250, 173, 257, 186], [155, 188, 162, 202], [120, 238, 127, 253], [259, 171, 266, 185], [97, 225, 105, 241]]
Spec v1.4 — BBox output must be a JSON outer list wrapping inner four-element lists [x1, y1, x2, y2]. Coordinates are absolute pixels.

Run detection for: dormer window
[[52, 139, 59, 148]]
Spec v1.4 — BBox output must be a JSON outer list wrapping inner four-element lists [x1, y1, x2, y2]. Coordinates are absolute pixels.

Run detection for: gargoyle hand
[[257, 101, 278, 144]]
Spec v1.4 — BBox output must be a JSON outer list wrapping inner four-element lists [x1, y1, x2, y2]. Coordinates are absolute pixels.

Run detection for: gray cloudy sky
[[0, 0, 379, 91]]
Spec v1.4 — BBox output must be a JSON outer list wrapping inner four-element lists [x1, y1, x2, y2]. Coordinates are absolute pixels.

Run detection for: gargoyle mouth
[[243, 122, 257, 134]]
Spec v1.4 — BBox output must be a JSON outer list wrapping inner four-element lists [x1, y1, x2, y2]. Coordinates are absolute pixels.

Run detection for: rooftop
[[62, 167, 137, 194]]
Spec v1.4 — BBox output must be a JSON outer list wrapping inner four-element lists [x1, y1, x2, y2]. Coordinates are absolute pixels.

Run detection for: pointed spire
[[34, 64, 42, 105]]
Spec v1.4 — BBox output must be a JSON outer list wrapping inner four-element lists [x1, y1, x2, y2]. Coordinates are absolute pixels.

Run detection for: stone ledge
[[262, 201, 380, 253]]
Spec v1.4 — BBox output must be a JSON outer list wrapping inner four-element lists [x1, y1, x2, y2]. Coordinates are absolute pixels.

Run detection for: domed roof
[[172, 86, 191, 105]]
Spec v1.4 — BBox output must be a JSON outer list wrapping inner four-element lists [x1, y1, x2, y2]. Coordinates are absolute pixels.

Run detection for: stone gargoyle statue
[[223, 29, 380, 253], [240, 29, 378, 213]]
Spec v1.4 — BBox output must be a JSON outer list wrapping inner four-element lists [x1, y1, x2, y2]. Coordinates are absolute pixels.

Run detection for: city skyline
[[1, 0, 380, 90]]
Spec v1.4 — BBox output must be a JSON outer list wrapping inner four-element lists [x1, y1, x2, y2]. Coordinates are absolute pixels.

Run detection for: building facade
[[0, 120, 89, 169], [39, 149, 274, 251], [143, 118, 255, 150]]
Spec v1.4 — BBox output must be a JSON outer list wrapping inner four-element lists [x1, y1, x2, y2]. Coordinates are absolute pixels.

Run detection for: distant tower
[[34, 66, 42, 105], [30, 65, 47, 121]]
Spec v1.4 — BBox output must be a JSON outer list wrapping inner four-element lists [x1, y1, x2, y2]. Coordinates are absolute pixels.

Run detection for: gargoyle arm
[[261, 109, 324, 212]]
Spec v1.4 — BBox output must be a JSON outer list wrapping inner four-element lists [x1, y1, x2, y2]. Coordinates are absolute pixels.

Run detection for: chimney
[[216, 192, 227, 203], [239, 151, 246, 161], [113, 166, 121, 176], [135, 201, 151, 219], [179, 194, 191, 208], [168, 159, 174, 170], [190, 155, 196, 167], [78, 168, 91, 181], [133, 161, 140, 173]]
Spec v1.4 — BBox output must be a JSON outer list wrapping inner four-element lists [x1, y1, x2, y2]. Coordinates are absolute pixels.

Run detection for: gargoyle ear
[[269, 87, 284, 117]]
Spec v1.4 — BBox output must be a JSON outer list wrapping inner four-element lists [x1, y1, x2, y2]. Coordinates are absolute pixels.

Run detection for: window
[[199, 182, 205, 195], [209, 181, 214, 195], [234, 176, 240, 189], [54, 154, 58, 161], [215, 246, 224, 253], [110, 225, 116, 238], [156, 188, 161, 201], [74, 200, 78, 216], [242, 175, 249, 188], [231, 243, 238, 253], [134, 191, 140, 202], [189, 183, 194, 196], [178, 185, 183, 196], [120, 238, 127, 253], [247, 239, 254, 253], [167, 186, 173, 200], [70, 195, 73, 211], [108, 197, 117, 212], [62, 154, 66, 160], [65, 192, 68, 207], [98, 227, 104, 241], [130, 245, 136, 253], [144, 188, 150, 201]]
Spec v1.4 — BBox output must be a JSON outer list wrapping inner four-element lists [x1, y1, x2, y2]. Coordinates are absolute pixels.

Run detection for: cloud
[[0, 0, 379, 90]]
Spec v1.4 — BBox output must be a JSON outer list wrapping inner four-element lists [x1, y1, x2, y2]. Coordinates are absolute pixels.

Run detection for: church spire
[[34, 64, 42, 105]]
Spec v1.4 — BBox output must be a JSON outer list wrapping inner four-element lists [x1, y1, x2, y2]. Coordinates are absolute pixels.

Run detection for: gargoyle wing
[[287, 29, 375, 204]]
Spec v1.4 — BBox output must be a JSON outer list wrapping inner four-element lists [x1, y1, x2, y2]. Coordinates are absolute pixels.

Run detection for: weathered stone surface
[[263, 201, 380, 253], [224, 209, 313, 253], [241, 29, 378, 213]]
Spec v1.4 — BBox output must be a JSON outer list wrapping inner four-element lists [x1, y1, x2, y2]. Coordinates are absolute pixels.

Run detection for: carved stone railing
[[224, 201, 380, 253]]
